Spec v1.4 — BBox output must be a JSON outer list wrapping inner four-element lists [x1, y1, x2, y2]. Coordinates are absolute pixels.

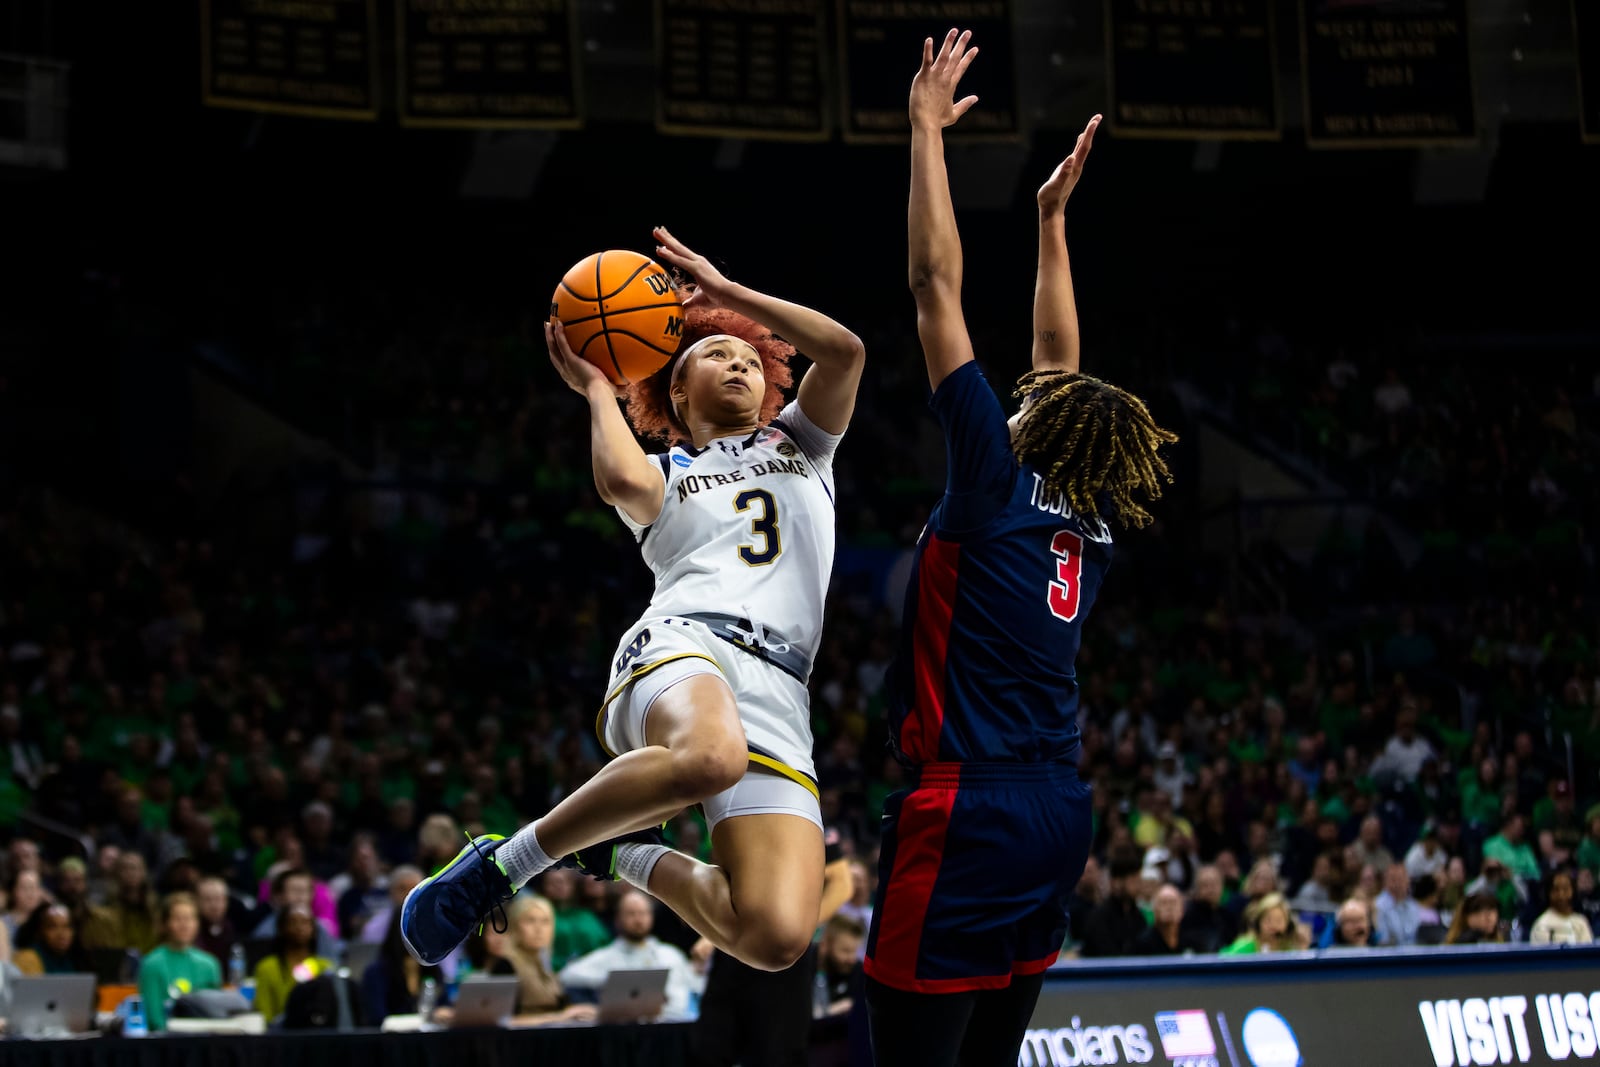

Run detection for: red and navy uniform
[[864, 361, 1106, 994]]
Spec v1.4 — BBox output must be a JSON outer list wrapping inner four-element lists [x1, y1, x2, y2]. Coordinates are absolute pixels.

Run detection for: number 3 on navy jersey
[[1047, 529, 1083, 622], [735, 489, 782, 566]]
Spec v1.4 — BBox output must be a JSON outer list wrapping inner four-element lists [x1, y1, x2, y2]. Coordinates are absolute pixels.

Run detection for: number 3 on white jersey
[[736, 489, 782, 567]]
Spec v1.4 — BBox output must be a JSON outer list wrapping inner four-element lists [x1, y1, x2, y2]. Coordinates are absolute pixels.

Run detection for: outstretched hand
[[1037, 114, 1101, 214], [909, 28, 979, 132], [653, 226, 732, 311]]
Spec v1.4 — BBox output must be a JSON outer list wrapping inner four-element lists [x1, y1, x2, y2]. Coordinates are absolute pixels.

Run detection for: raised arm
[[1031, 115, 1100, 374], [546, 320, 666, 527], [654, 226, 864, 435], [908, 29, 980, 391]]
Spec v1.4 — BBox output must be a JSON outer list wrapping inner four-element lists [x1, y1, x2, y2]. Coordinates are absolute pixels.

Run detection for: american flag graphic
[[1155, 1011, 1217, 1058]]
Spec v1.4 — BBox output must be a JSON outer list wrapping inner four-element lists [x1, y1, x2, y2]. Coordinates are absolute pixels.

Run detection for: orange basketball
[[550, 250, 684, 385]]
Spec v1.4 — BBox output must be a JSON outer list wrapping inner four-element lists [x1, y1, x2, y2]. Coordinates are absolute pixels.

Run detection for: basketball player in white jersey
[[402, 225, 865, 975]]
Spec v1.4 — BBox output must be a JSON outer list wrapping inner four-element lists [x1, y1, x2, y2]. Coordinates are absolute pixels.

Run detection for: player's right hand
[[546, 320, 626, 399], [909, 28, 979, 132]]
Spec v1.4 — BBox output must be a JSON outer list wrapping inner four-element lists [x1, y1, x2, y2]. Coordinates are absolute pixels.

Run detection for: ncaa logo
[[1241, 1009, 1301, 1067], [672, 453, 693, 468]]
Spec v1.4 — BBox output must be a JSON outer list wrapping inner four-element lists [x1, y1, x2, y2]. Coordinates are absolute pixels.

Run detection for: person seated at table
[[137, 893, 222, 1031], [559, 890, 702, 1021], [361, 905, 448, 1024], [1529, 869, 1594, 945], [253, 905, 336, 1023], [1444, 891, 1504, 944], [462, 921, 512, 976], [494, 894, 595, 1027], [1220, 892, 1310, 954], [252, 868, 341, 959], [1324, 897, 1377, 948], [13, 902, 94, 975]]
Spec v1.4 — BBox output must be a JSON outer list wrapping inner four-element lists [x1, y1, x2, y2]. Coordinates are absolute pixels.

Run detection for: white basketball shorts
[[597, 615, 821, 832]]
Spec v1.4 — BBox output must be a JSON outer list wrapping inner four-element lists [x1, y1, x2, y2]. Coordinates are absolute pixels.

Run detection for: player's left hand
[[653, 226, 731, 310], [1037, 114, 1101, 215]]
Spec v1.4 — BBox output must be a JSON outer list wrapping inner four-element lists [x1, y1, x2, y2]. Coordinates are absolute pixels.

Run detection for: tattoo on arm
[[1038, 330, 1057, 343]]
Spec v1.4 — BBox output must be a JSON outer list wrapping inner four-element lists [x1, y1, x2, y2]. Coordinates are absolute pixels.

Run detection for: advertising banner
[[1027, 946, 1600, 1067]]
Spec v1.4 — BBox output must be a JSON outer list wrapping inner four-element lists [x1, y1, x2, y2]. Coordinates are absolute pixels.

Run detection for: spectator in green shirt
[[539, 868, 611, 970], [1482, 814, 1542, 883], [1459, 757, 1507, 830], [1576, 808, 1600, 876], [137, 893, 221, 1031]]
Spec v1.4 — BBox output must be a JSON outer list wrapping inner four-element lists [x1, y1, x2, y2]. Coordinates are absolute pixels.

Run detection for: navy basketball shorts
[[864, 762, 1092, 993]]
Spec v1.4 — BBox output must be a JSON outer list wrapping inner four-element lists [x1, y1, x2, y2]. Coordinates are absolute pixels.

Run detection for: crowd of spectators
[[2, 286, 1598, 1032]]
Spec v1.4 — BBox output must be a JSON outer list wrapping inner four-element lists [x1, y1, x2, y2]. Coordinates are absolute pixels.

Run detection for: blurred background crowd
[[2, 268, 1598, 1030]]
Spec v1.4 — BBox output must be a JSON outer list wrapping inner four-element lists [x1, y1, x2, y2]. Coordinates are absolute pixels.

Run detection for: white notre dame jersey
[[616, 400, 842, 673]]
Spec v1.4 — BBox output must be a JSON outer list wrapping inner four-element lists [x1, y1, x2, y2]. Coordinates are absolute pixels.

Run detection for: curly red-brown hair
[[623, 306, 795, 445]]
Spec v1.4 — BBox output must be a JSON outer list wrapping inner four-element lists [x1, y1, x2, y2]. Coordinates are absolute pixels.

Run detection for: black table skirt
[[0, 1023, 694, 1067]]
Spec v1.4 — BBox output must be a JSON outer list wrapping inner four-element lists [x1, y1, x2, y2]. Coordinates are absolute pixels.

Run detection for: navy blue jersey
[[888, 361, 1113, 767]]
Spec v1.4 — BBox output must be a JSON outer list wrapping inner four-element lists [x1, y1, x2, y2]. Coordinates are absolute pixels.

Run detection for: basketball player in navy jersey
[[862, 31, 1178, 1066]]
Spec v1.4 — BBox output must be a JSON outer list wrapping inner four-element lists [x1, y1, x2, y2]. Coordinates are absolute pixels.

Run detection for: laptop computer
[[447, 975, 519, 1029], [10, 974, 98, 1038], [342, 939, 380, 979], [596, 968, 669, 1024]]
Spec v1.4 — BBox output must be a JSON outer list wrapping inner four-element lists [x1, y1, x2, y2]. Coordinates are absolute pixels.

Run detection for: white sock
[[615, 843, 673, 892], [496, 823, 557, 889]]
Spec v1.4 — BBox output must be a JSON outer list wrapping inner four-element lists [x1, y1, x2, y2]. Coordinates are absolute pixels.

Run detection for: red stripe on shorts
[[863, 774, 959, 991], [1012, 952, 1060, 976]]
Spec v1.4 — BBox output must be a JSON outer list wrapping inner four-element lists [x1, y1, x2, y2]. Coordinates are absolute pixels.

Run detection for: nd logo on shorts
[[615, 628, 652, 675]]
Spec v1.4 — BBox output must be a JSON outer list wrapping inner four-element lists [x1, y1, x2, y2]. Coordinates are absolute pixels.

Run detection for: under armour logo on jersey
[[714, 440, 743, 459]]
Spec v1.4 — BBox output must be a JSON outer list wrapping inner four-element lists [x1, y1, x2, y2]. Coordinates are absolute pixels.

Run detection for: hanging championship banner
[[1301, 0, 1477, 146], [201, 0, 379, 120], [1106, 0, 1280, 138], [655, 0, 829, 141], [1577, 0, 1599, 143], [397, 0, 581, 128], [838, 0, 1018, 142]]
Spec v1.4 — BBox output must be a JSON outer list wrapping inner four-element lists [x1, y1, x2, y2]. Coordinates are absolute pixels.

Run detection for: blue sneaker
[[400, 833, 515, 965], [562, 824, 669, 882]]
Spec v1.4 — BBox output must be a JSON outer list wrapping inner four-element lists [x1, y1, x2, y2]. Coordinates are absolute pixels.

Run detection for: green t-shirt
[[1481, 834, 1541, 881], [1459, 781, 1503, 828], [551, 906, 612, 971], [1575, 836, 1600, 876], [138, 944, 222, 1030], [1219, 935, 1260, 956]]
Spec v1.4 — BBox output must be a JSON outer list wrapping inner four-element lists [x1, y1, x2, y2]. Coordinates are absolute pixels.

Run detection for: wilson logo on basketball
[[645, 273, 675, 297]]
